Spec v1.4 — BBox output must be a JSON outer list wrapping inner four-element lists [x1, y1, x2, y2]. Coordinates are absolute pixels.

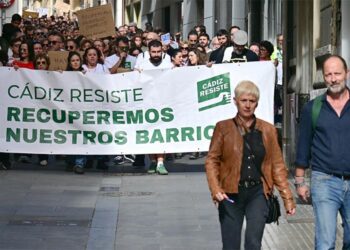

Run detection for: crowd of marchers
[[0, 13, 283, 175]]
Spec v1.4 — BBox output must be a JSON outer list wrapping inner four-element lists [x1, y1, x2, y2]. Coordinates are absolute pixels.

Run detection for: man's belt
[[329, 173, 350, 180], [238, 179, 262, 188]]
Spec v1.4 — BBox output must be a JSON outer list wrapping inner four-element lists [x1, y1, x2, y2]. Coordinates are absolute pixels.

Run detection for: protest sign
[[0, 62, 275, 154], [48, 51, 69, 71], [76, 4, 115, 39], [22, 10, 39, 19], [161, 33, 171, 45]]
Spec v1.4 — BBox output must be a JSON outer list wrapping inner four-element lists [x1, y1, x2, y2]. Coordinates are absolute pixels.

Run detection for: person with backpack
[[295, 55, 350, 250]]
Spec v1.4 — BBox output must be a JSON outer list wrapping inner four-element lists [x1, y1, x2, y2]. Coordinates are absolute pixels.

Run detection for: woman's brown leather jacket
[[205, 117, 296, 211]]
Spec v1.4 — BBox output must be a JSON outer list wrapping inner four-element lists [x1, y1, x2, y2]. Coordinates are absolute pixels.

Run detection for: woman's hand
[[215, 192, 228, 202], [206, 61, 215, 67], [214, 192, 229, 208]]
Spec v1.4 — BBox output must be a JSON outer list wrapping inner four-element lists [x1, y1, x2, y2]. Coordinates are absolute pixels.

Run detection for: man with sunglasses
[[47, 31, 64, 51], [104, 36, 136, 74], [65, 39, 78, 52], [34, 29, 46, 42]]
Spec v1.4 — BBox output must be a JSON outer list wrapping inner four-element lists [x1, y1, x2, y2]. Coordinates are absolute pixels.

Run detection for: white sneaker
[[39, 160, 48, 166], [124, 155, 135, 163]]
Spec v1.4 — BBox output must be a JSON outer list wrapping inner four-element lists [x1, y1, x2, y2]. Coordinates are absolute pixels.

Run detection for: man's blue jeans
[[311, 171, 350, 250]]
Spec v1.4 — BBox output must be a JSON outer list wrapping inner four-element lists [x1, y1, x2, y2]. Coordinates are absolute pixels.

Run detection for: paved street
[[0, 155, 344, 250]]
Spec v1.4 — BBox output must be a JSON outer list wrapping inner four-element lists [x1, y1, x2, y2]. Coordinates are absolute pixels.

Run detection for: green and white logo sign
[[197, 73, 231, 111]]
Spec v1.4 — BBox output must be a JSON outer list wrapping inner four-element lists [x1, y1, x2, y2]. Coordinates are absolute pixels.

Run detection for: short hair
[[195, 25, 206, 34], [187, 30, 198, 39], [322, 55, 348, 74], [10, 37, 22, 46], [115, 36, 129, 45], [170, 49, 181, 59], [34, 53, 50, 69], [229, 25, 241, 33], [48, 31, 64, 42], [66, 38, 78, 46], [250, 42, 260, 47], [199, 33, 210, 40], [11, 14, 22, 22], [234, 80, 260, 101], [259, 40, 274, 56], [216, 29, 229, 37], [148, 39, 162, 50]]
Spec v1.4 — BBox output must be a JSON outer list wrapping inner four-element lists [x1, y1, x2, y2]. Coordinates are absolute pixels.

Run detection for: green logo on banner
[[197, 73, 231, 111], [124, 61, 131, 69]]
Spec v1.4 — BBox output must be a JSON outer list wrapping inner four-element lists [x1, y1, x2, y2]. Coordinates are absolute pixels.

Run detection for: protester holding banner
[[63, 51, 88, 174], [33, 53, 51, 166], [187, 47, 208, 160], [134, 40, 172, 72], [66, 51, 84, 72], [82, 47, 110, 74], [171, 49, 183, 68], [134, 32, 171, 70], [12, 41, 34, 69], [179, 41, 190, 66], [259, 40, 276, 66], [105, 36, 136, 74], [205, 80, 295, 250], [34, 52, 50, 70], [188, 48, 207, 66], [134, 39, 172, 175]]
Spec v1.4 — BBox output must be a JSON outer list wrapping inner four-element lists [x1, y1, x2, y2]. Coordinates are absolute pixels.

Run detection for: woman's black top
[[240, 127, 266, 182]]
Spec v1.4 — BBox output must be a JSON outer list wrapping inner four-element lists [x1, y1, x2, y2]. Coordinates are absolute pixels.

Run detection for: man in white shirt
[[134, 40, 172, 71], [134, 32, 171, 70], [104, 36, 136, 74], [134, 40, 172, 175]]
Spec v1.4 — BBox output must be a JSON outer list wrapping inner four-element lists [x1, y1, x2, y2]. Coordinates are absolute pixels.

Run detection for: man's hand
[[286, 208, 296, 215], [120, 51, 127, 59], [296, 185, 310, 202]]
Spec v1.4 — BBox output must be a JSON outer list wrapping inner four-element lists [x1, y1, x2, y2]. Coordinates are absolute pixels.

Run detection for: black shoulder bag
[[234, 119, 281, 224]]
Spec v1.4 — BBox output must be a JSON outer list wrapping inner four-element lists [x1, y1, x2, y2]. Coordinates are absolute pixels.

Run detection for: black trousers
[[218, 184, 268, 250]]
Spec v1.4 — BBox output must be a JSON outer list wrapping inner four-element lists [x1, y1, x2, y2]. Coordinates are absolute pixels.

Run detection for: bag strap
[[233, 119, 273, 193], [311, 95, 323, 131]]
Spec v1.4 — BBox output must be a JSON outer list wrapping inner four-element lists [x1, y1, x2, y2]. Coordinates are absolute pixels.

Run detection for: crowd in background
[[0, 13, 283, 174]]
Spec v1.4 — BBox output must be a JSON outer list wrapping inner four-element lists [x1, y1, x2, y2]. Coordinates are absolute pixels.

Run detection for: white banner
[[0, 62, 275, 155]]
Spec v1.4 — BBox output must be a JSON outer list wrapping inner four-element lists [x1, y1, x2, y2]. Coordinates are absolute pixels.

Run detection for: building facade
[[128, 0, 282, 44]]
